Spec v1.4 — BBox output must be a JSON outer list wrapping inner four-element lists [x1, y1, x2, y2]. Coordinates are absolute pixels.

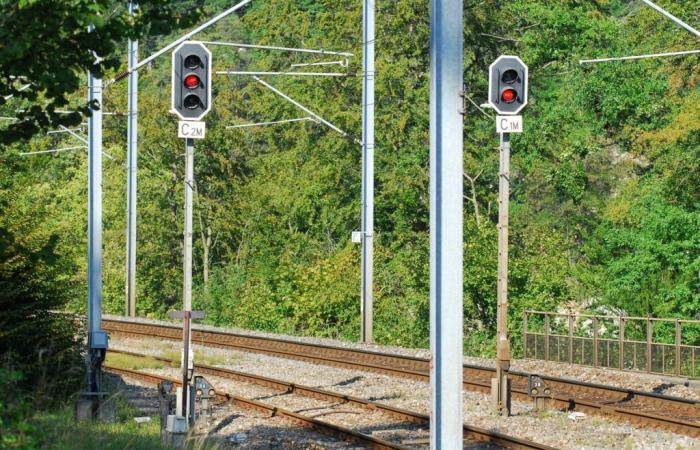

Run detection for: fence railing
[[522, 310, 700, 378]]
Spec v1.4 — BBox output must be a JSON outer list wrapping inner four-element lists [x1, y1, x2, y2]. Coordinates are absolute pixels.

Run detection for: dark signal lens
[[183, 94, 201, 109], [501, 69, 518, 84], [184, 74, 200, 89], [184, 55, 202, 69], [501, 89, 516, 103]]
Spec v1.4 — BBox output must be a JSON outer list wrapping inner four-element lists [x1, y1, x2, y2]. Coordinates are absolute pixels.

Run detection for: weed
[[104, 353, 166, 370]]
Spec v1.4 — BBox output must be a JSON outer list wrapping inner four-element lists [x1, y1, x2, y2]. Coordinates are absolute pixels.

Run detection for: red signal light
[[501, 89, 516, 103], [184, 74, 200, 89]]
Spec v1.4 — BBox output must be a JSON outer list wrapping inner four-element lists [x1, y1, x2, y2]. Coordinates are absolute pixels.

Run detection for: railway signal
[[488, 55, 528, 115], [171, 41, 212, 121], [488, 55, 529, 418], [168, 41, 213, 443]]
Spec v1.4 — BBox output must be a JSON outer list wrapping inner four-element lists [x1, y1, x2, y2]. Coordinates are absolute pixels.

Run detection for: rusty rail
[[103, 316, 700, 437], [109, 349, 556, 450], [105, 365, 413, 450]]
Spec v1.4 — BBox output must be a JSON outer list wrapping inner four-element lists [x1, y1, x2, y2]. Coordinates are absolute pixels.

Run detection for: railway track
[[109, 348, 555, 450], [105, 365, 414, 450], [104, 316, 700, 437]]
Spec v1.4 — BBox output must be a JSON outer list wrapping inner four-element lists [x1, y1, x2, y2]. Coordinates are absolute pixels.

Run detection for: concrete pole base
[[75, 392, 116, 422], [162, 415, 188, 449], [491, 377, 512, 416]]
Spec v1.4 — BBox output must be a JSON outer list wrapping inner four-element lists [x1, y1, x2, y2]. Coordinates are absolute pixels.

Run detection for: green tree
[[0, 0, 201, 143]]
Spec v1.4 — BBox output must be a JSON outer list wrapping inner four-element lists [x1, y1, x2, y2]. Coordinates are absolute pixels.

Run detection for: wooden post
[[693, 348, 696, 378], [168, 309, 205, 424], [619, 317, 625, 370], [662, 345, 666, 374], [593, 317, 599, 367], [676, 320, 681, 376], [544, 314, 550, 361], [568, 315, 574, 364], [523, 312, 529, 358], [181, 312, 191, 418], [646, 319, 653, 373]]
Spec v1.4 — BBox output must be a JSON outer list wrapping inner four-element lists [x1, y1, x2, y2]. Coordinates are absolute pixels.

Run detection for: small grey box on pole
[[430, 0, 464, 447], [487, 55, 528, 416]]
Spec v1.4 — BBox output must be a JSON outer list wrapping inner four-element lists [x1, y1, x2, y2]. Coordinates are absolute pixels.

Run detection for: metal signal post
[[488, 55, 528, 416], [182, 136, 195, 386], [166, 42, 212, 438], [494, 131, 512, 416]]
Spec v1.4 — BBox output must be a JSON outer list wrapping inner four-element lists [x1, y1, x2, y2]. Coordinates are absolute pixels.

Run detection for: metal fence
[[522, 310, 700, 378]]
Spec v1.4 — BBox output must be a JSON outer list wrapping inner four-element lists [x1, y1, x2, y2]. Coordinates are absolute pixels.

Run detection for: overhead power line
[[217, 71, 350, 77], [579, 48, 700, 64], [226, 117, 314, 129], [253, 76, 356, 142], [202, 41, 353, 57]]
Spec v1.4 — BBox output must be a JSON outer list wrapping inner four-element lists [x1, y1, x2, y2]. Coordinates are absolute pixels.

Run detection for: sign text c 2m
[[178, 121, 206, 139]]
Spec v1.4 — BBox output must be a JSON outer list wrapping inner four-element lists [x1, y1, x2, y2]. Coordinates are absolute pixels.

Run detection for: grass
[[26, 377, 219, 450], [158, 350, 233, 367], [33, 406, 165, 450], [104, 352, 167, 370]]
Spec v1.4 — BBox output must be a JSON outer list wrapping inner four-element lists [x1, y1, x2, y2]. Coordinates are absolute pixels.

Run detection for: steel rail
[[104, 365, 412, 450], [103, 317, 700, 436], [108, 349, 556, 450]]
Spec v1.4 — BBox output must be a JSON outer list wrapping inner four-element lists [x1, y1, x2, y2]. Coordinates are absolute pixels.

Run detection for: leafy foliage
[[1, 0, 699, 357], [0, 0, 202, 143]]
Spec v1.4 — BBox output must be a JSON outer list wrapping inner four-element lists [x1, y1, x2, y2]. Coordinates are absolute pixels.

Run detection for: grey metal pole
[[87, 68, 104, 393], [495, 132, 512, 415], [180, 138, 195, 414], [360, 0, 375, 344], [125, 0, 138, 317], [430, 0, 464, 447]]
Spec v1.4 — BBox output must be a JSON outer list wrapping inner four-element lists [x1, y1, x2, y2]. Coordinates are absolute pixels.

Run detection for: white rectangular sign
[[178, 121, 206, 139], [496, 115, 523, 134]]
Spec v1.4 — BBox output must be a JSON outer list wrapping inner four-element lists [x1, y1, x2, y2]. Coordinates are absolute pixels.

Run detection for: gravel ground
[[111, 335, 700, 449], [104, 315, 700, 400], [203, 404, 373, 449], [111, 372, 371, 449], [140, 364, 435, 449]]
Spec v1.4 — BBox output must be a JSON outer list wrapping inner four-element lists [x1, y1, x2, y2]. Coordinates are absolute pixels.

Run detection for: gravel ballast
[[104, 315, 700, 400], [110, 333, 700, 449]]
